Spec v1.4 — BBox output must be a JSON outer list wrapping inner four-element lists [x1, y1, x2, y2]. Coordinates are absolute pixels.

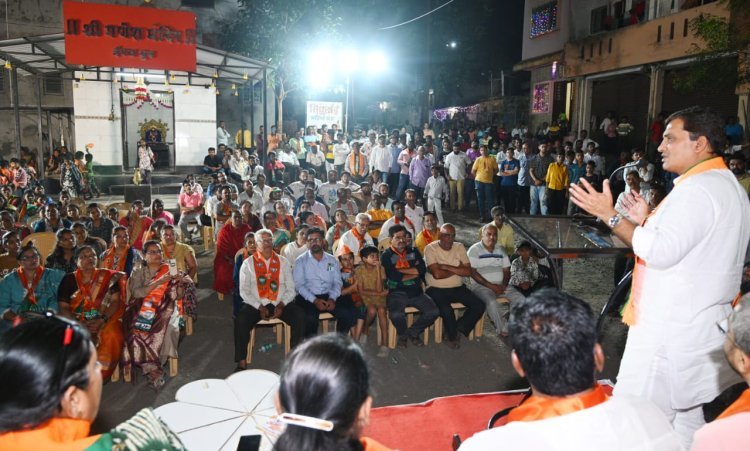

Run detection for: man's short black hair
[[359, 245, 379, 260], [666, 106, 725, 154], [389, 224, 407, 238], [509, 289, 598, 396]]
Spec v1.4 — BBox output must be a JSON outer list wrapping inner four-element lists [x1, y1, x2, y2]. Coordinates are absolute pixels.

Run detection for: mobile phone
[[167, 259, 178, 276], [236, 435, 261, 451]]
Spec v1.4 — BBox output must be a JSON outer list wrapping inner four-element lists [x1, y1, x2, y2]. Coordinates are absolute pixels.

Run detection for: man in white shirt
[[444, 143, 472, 211], [333, 133, 351, 175], [369, 135, 392, 184], [378, 201, 415, 244], [467, 224, 525, 337], [235, 229, 305, 370], [622, 148, 655, 195], [583, 142, 606, 177], [337, 213, 375, 264], [238, 180, 264, 214], [570, 106, 750, 448], [318, 170, 341, 208], [217, 120, 231, 146], [460, 290, 682, 451], [287, 169, 312, 200], [282, 225, 309, 269]]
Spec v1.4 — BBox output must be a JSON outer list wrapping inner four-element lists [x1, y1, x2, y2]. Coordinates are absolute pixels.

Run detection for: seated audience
[[32, 204, 72, 233], [459, 290, 682, 450], [232, 232, 257, 316], [150, 198, 174, 225], [122, 240, 197, 390], [72, 223, 105, 258], [119, 200, 152, 251], [337, 213, 375, 264], [57, 246, 127, 380], [214, 210, 252, 297], [0, 231, 20, 276], [424, 224, 486, 349], [382, 224, 439, 348], [509, 241, 548, 297], [481, 206, 515, 258], [415, 211, 439, 254], [262, 210, 291, 252], [235, 229, 306, 370], [0, 244, 65, 332], [378, 201, 415, 244], [177, 181, 204, 243], [100, 226, 142, 276], [327, 208, 352, 251], [160, 225, 197, 282], [292, 227, 357, 338], [282, 225, 309, 269], [356, 245, 389, 357], [274, 333, 392, 451], [468, 224, 524, 337], [45, 229, 79, 273], [0, 313, 184, 449]]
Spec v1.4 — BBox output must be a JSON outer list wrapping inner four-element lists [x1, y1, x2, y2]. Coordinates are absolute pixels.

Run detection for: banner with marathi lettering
[[63, 1, 197, 72], [306, 101, 343, 128]]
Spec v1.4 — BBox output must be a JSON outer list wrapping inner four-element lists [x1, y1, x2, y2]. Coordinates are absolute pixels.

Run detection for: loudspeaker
[[124, 184, 152, 205]]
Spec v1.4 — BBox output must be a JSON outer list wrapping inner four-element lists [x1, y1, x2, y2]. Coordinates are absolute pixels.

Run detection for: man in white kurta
[[570, 106, 750, 448], [337, 213, 374, 264]]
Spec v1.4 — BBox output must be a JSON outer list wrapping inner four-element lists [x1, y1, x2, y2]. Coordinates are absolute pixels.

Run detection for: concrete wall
[[565, 2, 729, 77], [521, 0, 570, 62]]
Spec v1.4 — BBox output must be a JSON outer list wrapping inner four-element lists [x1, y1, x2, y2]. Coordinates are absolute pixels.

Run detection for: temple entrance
[[121, 88, 175, 172]]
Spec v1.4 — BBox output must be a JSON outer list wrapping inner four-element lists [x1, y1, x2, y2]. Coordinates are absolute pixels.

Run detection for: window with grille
[[44, 75, 64, 95]]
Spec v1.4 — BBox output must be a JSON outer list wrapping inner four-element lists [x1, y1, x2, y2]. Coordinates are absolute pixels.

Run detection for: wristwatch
[[607, 213, 624, 229]]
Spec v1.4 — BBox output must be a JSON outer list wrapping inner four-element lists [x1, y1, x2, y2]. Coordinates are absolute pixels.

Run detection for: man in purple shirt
[[409, 146, 433, 199]]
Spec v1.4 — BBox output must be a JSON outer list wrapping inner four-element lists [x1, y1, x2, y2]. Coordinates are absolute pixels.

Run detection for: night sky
[[288, 0, 525, 120]]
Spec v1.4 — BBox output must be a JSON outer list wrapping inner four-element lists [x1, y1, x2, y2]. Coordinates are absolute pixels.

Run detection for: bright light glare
[[308, 48, 330, 88], [340, 49, 359, 73], [367, 51, 387, 73], [450, 41, 457, 48]]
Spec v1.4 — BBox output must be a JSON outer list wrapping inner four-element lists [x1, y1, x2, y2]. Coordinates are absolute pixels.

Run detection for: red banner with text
[[63, 1, 197, 72]]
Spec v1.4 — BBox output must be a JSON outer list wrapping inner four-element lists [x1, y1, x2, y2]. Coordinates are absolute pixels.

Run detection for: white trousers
[[427, 198, 444, 225]]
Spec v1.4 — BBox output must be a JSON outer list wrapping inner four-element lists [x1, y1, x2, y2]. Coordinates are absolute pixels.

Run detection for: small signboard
[[306, 101, 343, 128]]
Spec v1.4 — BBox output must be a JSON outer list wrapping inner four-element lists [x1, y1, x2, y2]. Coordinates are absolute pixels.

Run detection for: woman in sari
[[275, 200, 296, 235], [122, 240, 197, 390], [119, 200, 153, 251], [99, 226, 142, 277], [231, 232, 256, 316], [0, 244, 65, 332], [160, 224, 197, 282], [44, 228, 79, 274], [213, 210, 251, 296], [57, 246, 127, 380]]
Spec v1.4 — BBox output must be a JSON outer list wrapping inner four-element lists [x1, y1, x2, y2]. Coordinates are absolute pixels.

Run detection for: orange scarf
[[334, 223, 352, 241], [253, 251, 281, 302], [101, 247, 128, 272], [133, 265, 170, 333], [127, 216, 144, 246], [348, 152, 367, 176], [71, 269, 107, 316], [717, 388, 750, 420], [394, 216, 414, 231], [508, 384, 609, 423], [623, 156, 728, 325], [390, 246, 410, 269], [18, 266, 44, 305], [278, 215, 295, 233], [352, 227, 367, 247]]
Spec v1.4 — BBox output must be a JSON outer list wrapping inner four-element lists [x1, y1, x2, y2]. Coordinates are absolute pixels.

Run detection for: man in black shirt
[[202, 147, 223, 174], [381, 224, 439, 348]]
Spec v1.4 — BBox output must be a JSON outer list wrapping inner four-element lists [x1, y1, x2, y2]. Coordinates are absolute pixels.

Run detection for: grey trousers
[[469, 284, 525, 334]]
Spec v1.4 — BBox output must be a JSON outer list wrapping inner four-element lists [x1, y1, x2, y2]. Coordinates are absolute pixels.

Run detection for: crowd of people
[[0, 105, 749, 450]]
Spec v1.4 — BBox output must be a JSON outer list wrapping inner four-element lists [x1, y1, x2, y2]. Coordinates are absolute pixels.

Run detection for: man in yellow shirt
[[545, 152, 569, 215], [471, 145, 499, 221], [480, 206, 516, 257], [366, 193, 393, 242]]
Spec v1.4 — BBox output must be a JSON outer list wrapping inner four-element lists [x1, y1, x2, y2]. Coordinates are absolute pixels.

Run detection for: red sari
[[213, 222, 252, 294]]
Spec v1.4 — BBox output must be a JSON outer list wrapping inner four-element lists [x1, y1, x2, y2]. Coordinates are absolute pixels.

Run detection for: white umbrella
[[154, 369, 281, 451]]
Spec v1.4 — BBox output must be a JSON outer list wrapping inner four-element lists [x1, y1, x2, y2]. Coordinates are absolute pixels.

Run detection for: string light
[[3, 60, 11, 70], [231, 83, 236, 90], [532, 82, 550, 113], [530, 1, 558, 38], [243, 72, 249, 80]]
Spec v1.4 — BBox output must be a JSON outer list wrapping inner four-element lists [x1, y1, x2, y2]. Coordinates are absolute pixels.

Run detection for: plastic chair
[[21, 232, 57, 260]]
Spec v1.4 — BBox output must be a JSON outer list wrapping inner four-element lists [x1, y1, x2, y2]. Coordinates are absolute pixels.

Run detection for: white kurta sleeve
[[239, 258, 261, 309]]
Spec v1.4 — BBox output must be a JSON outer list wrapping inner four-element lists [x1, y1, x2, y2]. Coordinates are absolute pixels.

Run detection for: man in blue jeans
[[528, 142, 553, 215]]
